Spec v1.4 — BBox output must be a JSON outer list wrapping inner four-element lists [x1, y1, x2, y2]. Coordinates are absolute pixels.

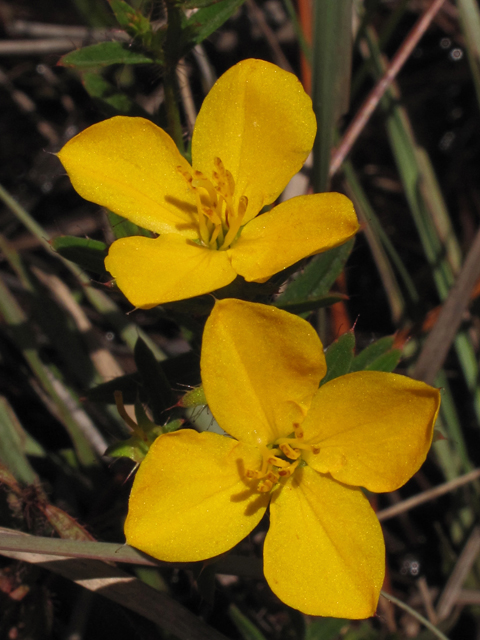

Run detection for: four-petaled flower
[[57, 59, 359, 308], [125, 299, 441, 618]]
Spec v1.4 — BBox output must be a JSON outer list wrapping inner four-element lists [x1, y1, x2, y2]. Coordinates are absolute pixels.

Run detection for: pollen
[[177, 158, 248, 250]]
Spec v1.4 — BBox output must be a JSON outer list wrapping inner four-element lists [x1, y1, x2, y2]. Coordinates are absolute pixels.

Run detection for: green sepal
[[58, 41, 154, 70], [179, 385, 207, 408], [50, 235, 108, 275], [107, 210, 153, 240], [105, 435, 149, 463], [321, 331, 355, 387], [134, 398, 157, 432], [275, 239, 355, 306]]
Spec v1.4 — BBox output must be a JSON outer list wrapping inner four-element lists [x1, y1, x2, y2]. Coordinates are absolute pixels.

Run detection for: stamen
[[279, 443, 301, 460], [293, 423, 304, 439], [278, 460, 300, 478], [178, 158, 248, 250], [219, 195, 248, 250], [225, 169, 235, 196], [267, 455, 290, 468]]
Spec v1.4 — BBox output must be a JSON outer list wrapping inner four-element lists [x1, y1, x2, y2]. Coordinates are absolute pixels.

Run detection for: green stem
[[164, 1, 185, 154]]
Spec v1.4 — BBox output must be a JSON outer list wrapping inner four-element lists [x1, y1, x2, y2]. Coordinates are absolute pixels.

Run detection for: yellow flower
[[125, 299, 441, 618], [57, 59, 359, 308]]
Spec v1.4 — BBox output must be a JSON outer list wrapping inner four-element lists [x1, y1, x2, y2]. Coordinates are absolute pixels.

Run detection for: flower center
[[245, 423, 321, 493], [178, 157, 248, 250]]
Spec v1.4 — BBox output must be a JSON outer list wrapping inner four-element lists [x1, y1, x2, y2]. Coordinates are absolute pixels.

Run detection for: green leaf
[[107, 210, 153, 239], [87, 373, 141, 404], [0, 396, 43, 484], [349, 336, 395, 372], [87, 352, 201, 403], [134, 337, 175, 423], [276, 240, 355, 305], [109, 0, 152, 36], [229, 605, 268, 640], [312, 1, 353, 192], [58, 41, 154, 69], [274, 293, 348, 315], [365, 349, 402, 373], [182, 0, 245, 52], [321, 331, 355, 387], [181, 0, 226, 7], [51, 235, 108, 275], [82, 72, 137, 114], [305, 618, 347, 640]]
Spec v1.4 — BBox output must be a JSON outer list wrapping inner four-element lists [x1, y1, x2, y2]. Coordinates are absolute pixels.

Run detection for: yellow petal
[[229, 193, 359, 282], [201, 299, 326, 446], [302, 371, 441, 492], [58, 116, 198, 237], [264, 466, 384, 618], [105, 234, 237, 308], [125, 430, 268, 562], [192, 59, 316, 224]]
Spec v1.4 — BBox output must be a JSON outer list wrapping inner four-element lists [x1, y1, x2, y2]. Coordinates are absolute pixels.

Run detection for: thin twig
[[330, 0, 447, 176], [377, 468, 480, 521], [0, 39, 89, 55], [381, 591, 451, 640], [176, 61, 197, 136], [245, 0, 293, 73], [436, 527, 480, 621], [413, 224, 480, 384], [6, 21, 129, 40]]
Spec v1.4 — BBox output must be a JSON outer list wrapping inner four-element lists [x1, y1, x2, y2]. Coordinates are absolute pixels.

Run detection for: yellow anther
[[267, 455, 290, 468], [311, 444, 321, 455], [266, 471, 279, 483], [279, 443, 301, 460], [225, 169, 235, 196], [258, 480, 273, 493], [293, 423, 304, 439], [278, 460, 300, 478], [245, 469, 261, 479], [238, 195, 248, 218], [178, 156, 247, 250], [177, 165, 193, 184]]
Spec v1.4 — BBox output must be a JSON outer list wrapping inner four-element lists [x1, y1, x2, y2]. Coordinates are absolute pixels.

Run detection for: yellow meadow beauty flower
[[57, 59, 359, 308], [125, 299, 441, 618]]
